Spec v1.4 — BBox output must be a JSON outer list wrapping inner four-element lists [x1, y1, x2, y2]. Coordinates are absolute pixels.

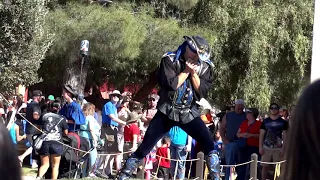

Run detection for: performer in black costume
[[118, 35, 220, 180]]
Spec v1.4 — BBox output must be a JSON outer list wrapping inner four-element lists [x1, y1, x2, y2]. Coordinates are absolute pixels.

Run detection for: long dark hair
[[283, 80, 320, 180], [0, 123, 21, 180]]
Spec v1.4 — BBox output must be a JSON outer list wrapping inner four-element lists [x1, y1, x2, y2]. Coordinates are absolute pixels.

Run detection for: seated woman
[[37, 101, 68, 180]]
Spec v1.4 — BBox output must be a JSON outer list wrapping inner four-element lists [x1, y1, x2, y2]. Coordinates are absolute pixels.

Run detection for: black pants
[[133, 111, 215, 159], [157, 167, 170, 179]]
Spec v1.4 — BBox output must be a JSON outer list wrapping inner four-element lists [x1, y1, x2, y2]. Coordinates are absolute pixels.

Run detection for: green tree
[[41, 2, 190, 89], [44, 2, 147, 94], [0, 0, 54, 92], [191, 0, 313, 109], [39, 0, 313, 111]]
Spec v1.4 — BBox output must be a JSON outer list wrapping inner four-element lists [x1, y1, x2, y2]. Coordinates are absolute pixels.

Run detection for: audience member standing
[[156, 137, 171, 180], [220, 99, 246, 180], [259, 103, 288, 180], [101, 90, 126, 178], [19, 90, 43, 168]]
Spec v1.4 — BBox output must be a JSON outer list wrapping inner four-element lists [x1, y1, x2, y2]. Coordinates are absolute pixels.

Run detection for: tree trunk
[[63, 52, 89, 96], [133, 68, 158, 102]]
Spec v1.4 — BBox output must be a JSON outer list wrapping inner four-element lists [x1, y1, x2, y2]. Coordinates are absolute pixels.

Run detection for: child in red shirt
[[156, 136, 171, 180], [123, 112, 141, 160]]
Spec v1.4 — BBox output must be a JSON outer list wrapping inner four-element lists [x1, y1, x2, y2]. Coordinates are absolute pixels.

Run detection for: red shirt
[[124, 123, 140, 142], [156, 147, 170, 168], [239, 120, 262, 147]]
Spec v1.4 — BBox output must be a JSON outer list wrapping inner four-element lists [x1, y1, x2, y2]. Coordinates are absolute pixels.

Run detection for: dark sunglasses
[[270, 107, 279, 110]]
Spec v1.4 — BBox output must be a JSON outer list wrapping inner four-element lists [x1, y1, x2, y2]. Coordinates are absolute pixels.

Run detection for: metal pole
[[78, 56, 85, 106], [80, 56, 85, 93], [311, 0, 320, 82]]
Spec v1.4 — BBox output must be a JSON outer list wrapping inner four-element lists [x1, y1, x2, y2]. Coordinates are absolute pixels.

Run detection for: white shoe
[[31, 163, 38, 169], [88, 173, 97, 178]]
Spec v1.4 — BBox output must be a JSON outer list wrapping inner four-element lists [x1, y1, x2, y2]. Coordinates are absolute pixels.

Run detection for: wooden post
[[136, 159, 145, 179], [250, 153, 258, 180], [196, 152, 204, 180]]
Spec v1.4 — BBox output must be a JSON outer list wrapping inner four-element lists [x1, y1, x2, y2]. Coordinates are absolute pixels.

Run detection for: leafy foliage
[[0, 0, 54, 92], [191, 0, 313, 109], [37, 0, 313, 110]]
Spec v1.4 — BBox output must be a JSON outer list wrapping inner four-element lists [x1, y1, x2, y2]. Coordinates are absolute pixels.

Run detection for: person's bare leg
[[97, 155, 106, 170], [51, 154, 61, 180], [38, 155, 50, 178], [103, 155, 110, 174], [106, 155, 115, 175], [115, 154, 122, 171], [18, 147, 33, 162], [261, 166, 269, 180]]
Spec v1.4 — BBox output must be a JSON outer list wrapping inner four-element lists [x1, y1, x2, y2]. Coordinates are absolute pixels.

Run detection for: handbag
[[236, 120, 256, 148], [33, 117, 65, 153]]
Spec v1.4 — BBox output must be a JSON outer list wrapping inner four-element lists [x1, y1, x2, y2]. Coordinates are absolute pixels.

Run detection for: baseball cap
[[33, 90, 42, 97], [235, 99, 245, 105], [184, 35, 211, 61], [48, 95, 55, 101]]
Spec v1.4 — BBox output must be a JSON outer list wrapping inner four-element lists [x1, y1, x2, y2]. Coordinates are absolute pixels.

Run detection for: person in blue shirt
[[59, 84, 86, 131], [101, 90, 126, 178], [168, 126, 192, 180]]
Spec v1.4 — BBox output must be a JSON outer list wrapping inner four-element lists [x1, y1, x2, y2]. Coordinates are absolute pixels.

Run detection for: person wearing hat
[[123, 112, 142, 160], [18, 90, 43, 168], [119, 36, 220, 180], [219, 99, 247, 180], [101, 90, 127, 178], [59, 84, 86, 132], [47, 95, 55, 102], [140, 94, 159, 138]]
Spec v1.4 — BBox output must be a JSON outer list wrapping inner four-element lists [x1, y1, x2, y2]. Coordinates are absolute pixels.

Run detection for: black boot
[[205, 150, 221, 180]]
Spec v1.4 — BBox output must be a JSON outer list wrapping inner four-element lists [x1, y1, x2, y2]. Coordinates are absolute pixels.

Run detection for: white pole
[[311, 0, 320, 82]]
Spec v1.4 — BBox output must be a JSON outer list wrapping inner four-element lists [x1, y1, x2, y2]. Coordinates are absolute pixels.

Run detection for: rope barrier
[[258, 160, 286, 165], [220, 160, 254, 167], [155, 154, 199, 162], [97, 150, 133, 156]]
